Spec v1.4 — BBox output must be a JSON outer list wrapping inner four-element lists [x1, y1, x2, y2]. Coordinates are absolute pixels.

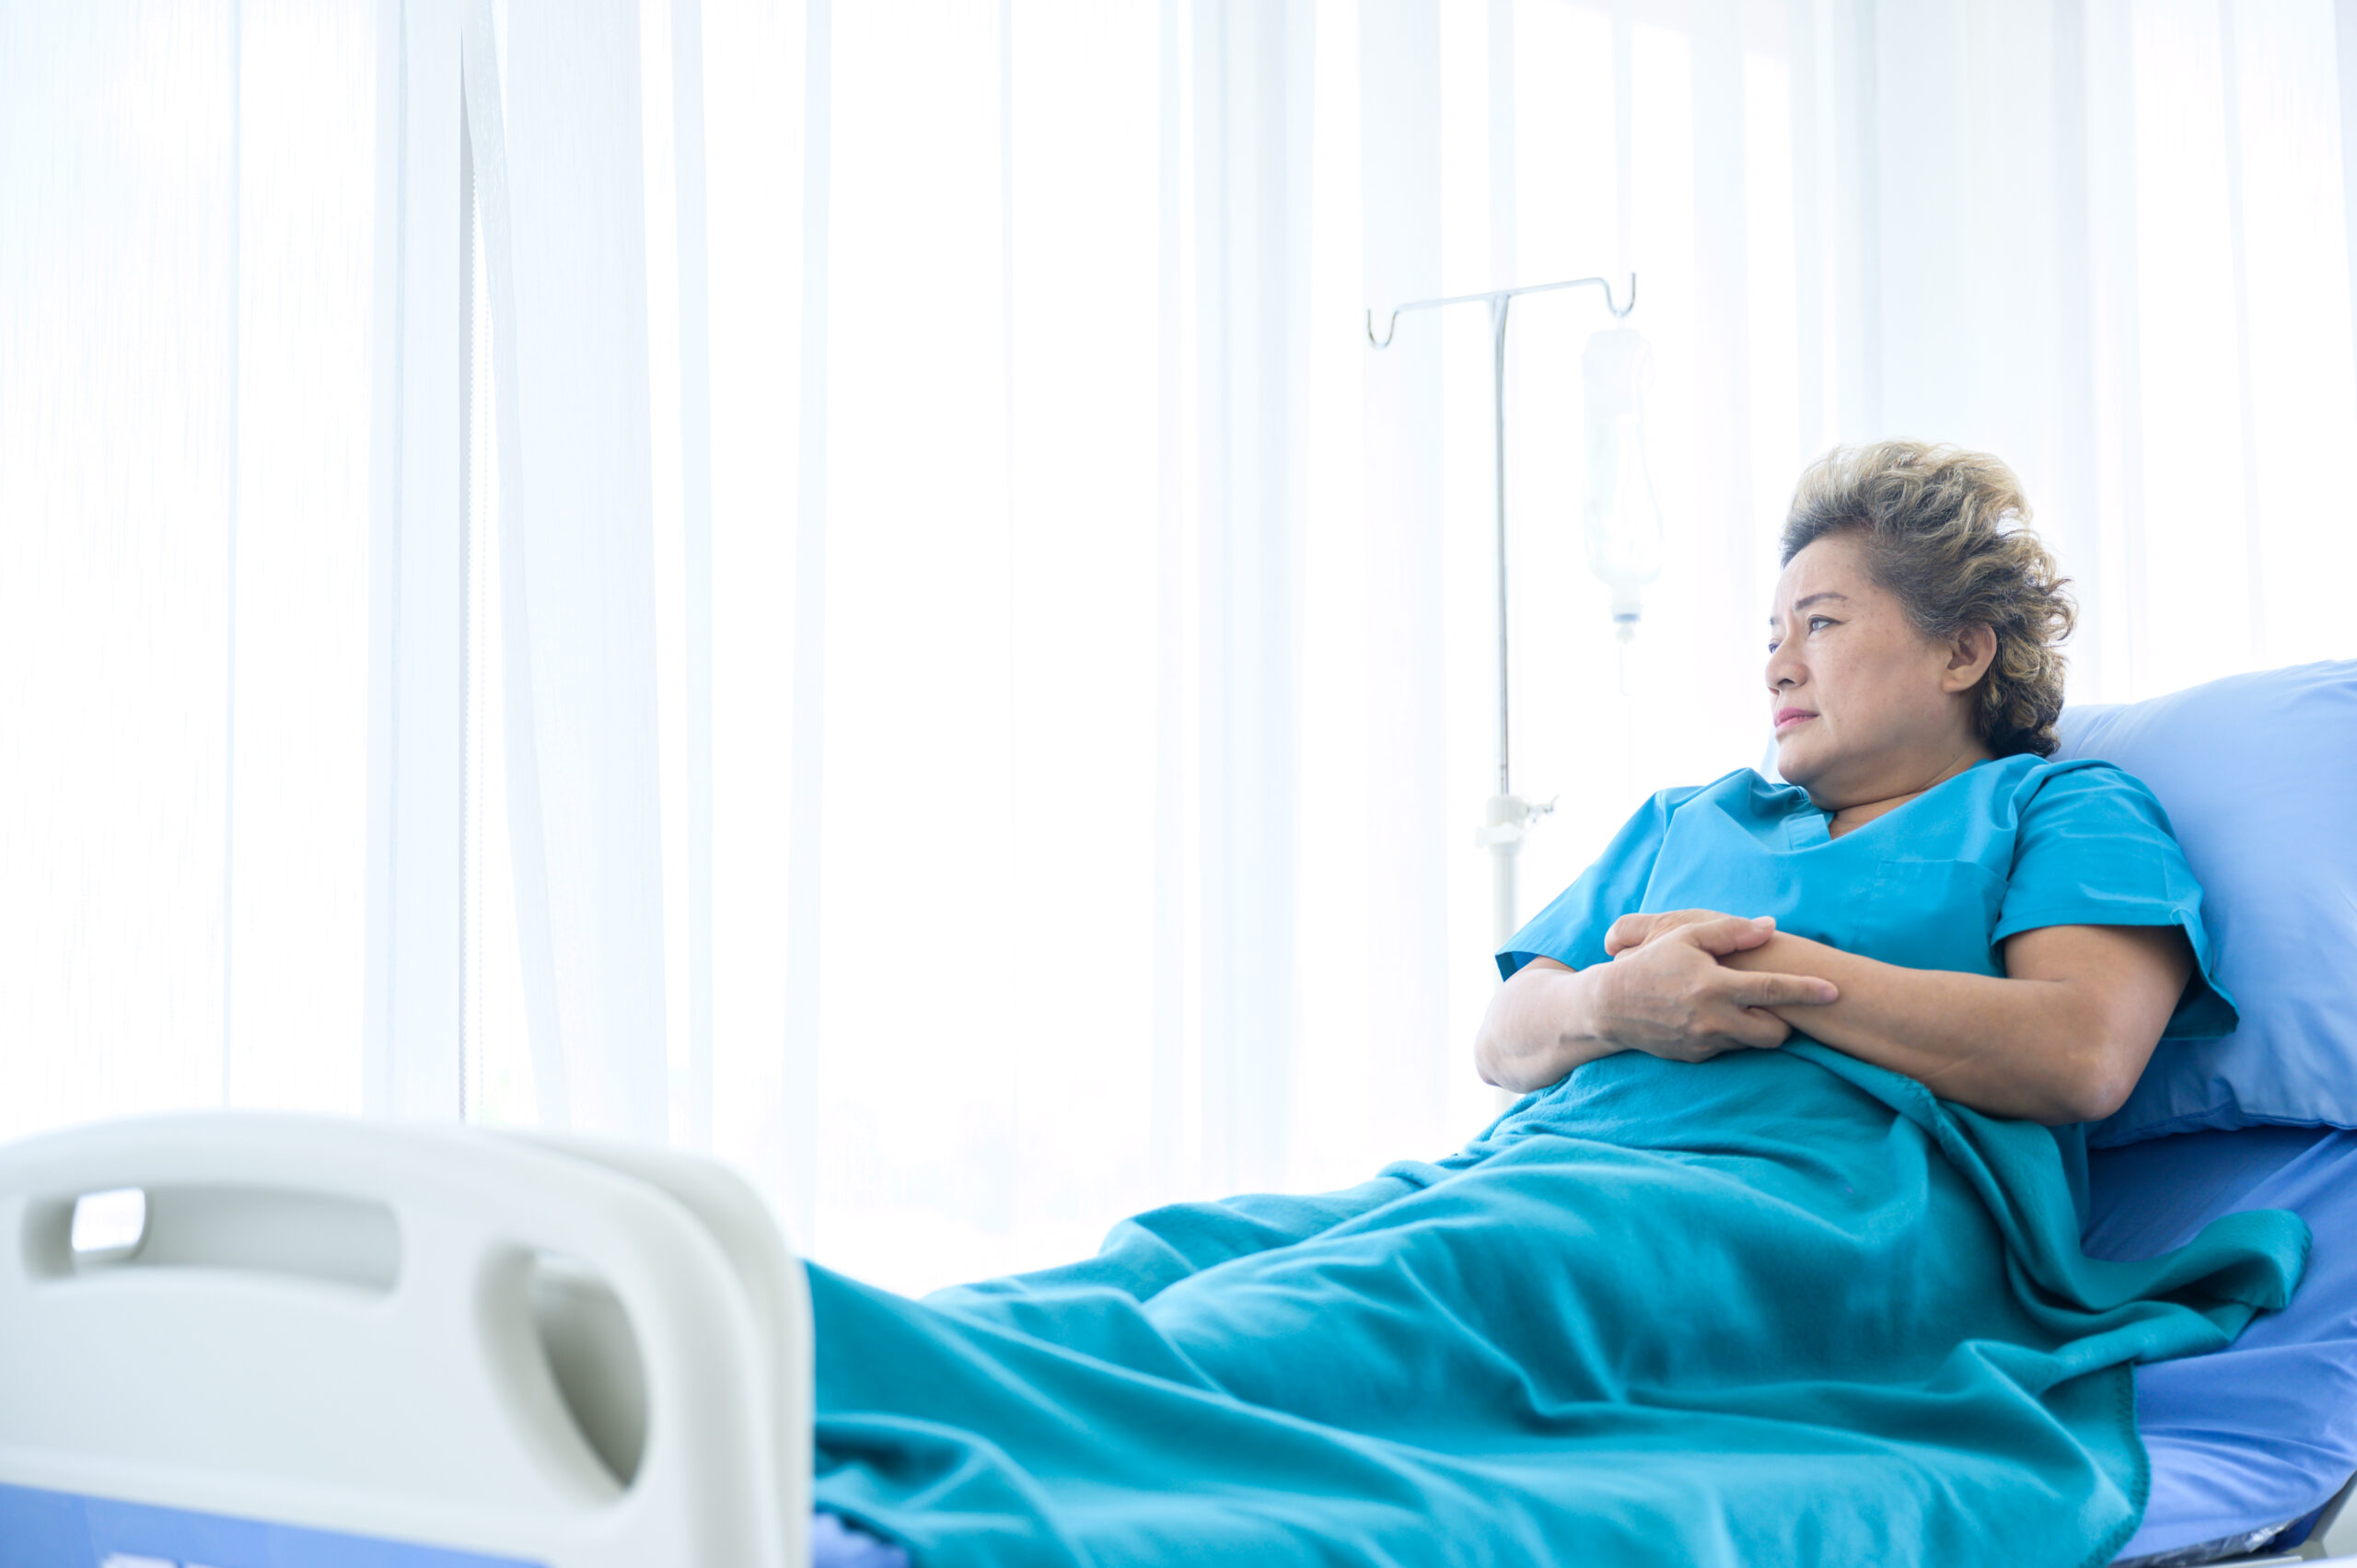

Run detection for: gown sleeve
[[1496, 786, 1701, 981], [1992, 760, 2238, 1040]]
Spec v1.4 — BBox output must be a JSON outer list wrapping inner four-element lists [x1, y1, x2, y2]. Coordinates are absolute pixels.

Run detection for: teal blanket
[[810, 1048, 2306, 1567]]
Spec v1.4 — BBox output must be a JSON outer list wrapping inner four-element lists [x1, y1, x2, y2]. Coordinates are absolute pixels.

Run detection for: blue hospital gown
[[807, 756, 2304, 1568], [1500, 755, 2239, 1216]]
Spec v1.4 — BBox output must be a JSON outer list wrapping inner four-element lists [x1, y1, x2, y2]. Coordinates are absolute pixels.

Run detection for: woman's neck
[[1820, 746, 1993, 839]]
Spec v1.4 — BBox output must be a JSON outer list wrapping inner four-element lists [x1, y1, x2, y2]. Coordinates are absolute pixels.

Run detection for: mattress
[[2089, 1125, 2357, 1562], [813, 1511, 909, 1568]]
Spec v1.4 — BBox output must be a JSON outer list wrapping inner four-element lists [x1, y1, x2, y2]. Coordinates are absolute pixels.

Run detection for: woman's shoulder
[[1979, 752, 2177, 835]]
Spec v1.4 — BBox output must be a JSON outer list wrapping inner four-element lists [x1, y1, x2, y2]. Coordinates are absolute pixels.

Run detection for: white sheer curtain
[[0, 0, 377, 1135], [3, 0, 2352, 1297]]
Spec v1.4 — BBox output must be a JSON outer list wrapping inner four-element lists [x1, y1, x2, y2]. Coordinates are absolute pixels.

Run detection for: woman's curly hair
[[1778, 442, 2078, 758]]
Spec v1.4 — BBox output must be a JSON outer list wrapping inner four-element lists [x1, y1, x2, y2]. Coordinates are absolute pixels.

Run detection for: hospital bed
[[6, 662, 2353, 1566], [6, 1110, 2357, 1567]]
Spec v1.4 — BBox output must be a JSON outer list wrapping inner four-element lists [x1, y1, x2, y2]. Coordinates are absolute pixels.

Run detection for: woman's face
[[1765, 534, 1993, 807]]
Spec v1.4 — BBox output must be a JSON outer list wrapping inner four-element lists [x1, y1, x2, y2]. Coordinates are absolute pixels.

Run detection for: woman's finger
[[1713, 1008, 1791, 1051], [1603, 913, 1650, 955], [1678, 914, 1778, 957], [1719, 970, 1839, 1009]]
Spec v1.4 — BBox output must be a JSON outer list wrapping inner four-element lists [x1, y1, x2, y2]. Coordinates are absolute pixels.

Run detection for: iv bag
[[1582, 327, 1665, 642]]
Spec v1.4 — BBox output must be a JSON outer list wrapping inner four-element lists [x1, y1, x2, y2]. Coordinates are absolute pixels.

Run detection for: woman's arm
[[1473, 918, 1840, 1093], [1666, 919, 2193, 1123]]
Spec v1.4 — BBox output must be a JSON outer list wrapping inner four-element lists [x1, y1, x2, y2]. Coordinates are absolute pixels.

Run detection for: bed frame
[[2, 1111, 2350, 1568], [0, 1113, 811, 1567]]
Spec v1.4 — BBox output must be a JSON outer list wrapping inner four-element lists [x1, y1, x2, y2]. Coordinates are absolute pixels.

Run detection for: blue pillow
[[2053, 660, 2357, 1146]]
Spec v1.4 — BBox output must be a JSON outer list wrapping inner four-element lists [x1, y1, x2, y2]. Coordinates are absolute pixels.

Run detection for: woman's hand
[[1586, 915, 1840, 1062], [1605, 908, 1768, 958], [1474, 915, 1841, 1091]]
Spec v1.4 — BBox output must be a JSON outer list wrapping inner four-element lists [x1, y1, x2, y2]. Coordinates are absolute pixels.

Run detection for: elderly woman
[[808, 444, 2304, 1568], [1484, 441, 2219, 1163]]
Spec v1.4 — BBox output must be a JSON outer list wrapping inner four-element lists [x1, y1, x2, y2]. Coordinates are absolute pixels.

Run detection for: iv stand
[[1364, 273, 1637, 954]]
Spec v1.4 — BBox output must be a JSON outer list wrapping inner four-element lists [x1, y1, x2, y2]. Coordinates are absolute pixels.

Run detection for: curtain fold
[[1350, 0, 1454, 1167], [482, 0, 670, 1142], [3, 0, 2352, 1295], [1190, 0, 1318, 1200]]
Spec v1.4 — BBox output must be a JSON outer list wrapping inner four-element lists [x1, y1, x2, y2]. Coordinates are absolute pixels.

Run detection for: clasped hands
[[1591, 910, 1840, 1062]]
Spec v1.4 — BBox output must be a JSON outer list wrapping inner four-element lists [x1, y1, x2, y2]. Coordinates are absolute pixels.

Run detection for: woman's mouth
[[1773, 708, 1817, 733]]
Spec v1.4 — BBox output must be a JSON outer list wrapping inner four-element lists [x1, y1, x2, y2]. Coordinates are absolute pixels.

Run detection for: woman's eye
[[1770, 616, 1837, 652]]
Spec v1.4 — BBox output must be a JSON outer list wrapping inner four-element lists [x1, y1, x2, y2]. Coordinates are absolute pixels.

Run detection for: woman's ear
[[1941, 624, 1998, 693]]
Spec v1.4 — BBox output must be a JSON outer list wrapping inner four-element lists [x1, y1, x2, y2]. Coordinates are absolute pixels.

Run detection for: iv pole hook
[[1364, 272, 1636, 351]]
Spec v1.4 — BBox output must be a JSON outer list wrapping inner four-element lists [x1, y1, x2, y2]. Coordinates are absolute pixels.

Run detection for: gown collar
[[1783, 803, 1833, 850], [1767, 757, 1999, 851]]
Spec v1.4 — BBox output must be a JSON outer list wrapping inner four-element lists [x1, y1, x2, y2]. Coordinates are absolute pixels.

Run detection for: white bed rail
[[2303, 1472, 2357, 1559], [0, 1112, 812, 1568]]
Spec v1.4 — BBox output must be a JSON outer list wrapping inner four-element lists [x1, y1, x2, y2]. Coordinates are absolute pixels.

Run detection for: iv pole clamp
[[1363, 273, 1638, 956]]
